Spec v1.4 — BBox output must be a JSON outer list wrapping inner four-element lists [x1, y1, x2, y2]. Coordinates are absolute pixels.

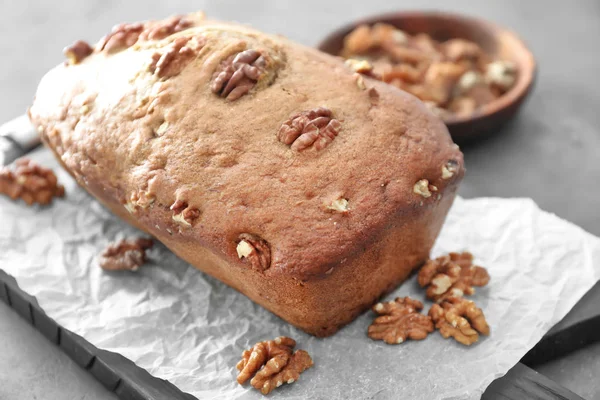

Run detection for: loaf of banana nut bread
[[29, 12, 464, 336]]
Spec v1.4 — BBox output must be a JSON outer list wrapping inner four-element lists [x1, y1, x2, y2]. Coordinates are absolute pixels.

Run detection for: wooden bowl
[[318, 11, 536, 143]]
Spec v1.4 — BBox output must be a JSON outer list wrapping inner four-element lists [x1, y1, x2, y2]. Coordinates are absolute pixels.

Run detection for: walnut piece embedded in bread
[[211, 49, 269, 101], [277, 107, 342, 151]]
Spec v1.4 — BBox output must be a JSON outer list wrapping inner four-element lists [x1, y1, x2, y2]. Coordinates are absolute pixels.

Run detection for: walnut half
[[149, 36, 204, 79], [418, 252, 490, 303], [418, 256, 461, 300], [97, 22, 144, 53], [368, 297, 434, 344], [139, 15, 193, 41], [236, 336, 313, 395], [429, 297, 490, 345], [64, 40, 94, 65], [0, 158, 65, 206], [211, 49, 267, 101], [98, 238, 154, 272], [277, 107, 342, 152]]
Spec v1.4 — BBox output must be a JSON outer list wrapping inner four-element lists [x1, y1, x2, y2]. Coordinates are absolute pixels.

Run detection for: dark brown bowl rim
[[317, 10, 537, 128]]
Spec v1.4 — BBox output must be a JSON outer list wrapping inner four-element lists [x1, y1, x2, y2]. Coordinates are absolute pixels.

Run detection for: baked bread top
[[29, 12, 464, 280]]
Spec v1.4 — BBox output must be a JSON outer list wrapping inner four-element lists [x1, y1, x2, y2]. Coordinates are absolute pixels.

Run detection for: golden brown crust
[[29, 12, 464, 336]]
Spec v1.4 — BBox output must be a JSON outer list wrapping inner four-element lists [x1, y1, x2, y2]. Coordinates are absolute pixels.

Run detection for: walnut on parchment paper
[[236, 233, 271, 271], [211, 49, 268, 101], [0, 158, 65, 206], [418, 254, 461, 299], [429, 297, 490, 346], [368, 297, 434, 344], [98, 238, 154, 272], [277, 107, 342, 152], [236, 336, 313, 395], [418, 251, 490, 303], [149, 36, 205, 79], [63, 40, 94, 65]]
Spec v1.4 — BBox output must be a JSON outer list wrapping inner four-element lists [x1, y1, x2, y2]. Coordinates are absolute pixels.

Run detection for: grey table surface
[[1, 0, 599, 399]]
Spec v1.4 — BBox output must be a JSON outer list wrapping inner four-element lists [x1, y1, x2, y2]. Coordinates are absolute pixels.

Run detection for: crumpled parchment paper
[[1, 147, 599, 400]]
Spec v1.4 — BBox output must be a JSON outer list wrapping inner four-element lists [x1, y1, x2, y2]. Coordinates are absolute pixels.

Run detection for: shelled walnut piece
[[149, 36, 205, 79], [98, 238, 154, 271], [97, 22, 145, 53], [211, 49, 268, 101], [139, 15, 193, 41], [236, 336, 313, 395], [0, 158, 65, 205], [63, 14, 198, 65], [429, 297, 490, 345], [340, 23, 517, 119], [236, 233, 271, 271], [368, 297, 434, 344], [63, 40, 93, 65], [418, 251, 490, 302], [169, 199, 201, 227], [277, 107, 342, 152]]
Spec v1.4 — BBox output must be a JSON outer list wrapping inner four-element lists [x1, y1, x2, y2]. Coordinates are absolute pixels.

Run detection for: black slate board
[[522, 281, 600, 367], [0, 269, 196, 400], [482, 363, 585, 400], [0, 268, 595, 400]]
